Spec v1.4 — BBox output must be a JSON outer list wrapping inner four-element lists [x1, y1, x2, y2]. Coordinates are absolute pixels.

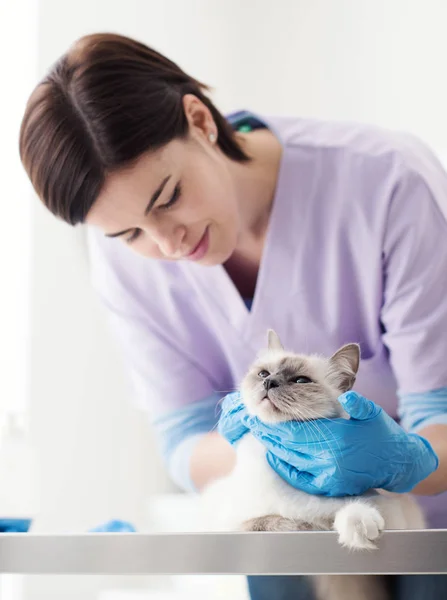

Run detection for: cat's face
[[240, 330, 360, 424]]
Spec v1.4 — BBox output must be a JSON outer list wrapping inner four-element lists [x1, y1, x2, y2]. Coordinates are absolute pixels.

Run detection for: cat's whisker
[[294, 404, 343, 474], [298, 404, 341, 447], [213, 391, 241, 417], [286, 403, 322, 452], [208, 422, 221, 434], [302, 404, 345, 459], [299, 419, 342, 475], [286, 396, 328, 444], [295, 410, 328, 455]]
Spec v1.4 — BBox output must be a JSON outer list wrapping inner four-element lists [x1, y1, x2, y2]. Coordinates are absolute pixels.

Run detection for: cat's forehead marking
[[276, 356, 308, 377]]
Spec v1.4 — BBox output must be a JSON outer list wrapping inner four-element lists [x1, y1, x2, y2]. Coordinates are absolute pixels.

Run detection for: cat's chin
[[260, 395, 280, 411], [248, 397, 290, 424]]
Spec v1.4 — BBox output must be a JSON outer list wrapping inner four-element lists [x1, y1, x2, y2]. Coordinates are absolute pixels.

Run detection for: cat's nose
[[264, 377, 279, 391]]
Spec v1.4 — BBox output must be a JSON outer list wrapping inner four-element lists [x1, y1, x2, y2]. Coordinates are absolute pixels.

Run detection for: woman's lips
[[185, 227, 210, 261]]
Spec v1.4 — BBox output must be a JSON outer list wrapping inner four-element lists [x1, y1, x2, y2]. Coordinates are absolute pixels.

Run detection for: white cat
[[202, 330, 425, 600]]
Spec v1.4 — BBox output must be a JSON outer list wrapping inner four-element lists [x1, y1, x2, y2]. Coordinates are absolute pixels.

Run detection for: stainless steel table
[[1, 530, 446, 574]]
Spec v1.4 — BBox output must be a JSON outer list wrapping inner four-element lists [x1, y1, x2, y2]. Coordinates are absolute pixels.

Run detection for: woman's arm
[[190, 431, 236, 491], [411, 424, 447, 495], [152, 393, 235, 492], [376, 158, 447, 496], [398, 388, 447, 495]]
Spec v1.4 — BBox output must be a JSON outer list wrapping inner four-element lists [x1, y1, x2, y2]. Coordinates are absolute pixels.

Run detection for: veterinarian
[[19, 33, 447, 600]]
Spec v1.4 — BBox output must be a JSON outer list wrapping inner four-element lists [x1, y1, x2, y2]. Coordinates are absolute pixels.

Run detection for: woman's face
[[86, 101, 242, 266]]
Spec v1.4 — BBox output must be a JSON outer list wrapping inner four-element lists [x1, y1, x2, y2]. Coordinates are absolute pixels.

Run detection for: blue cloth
[[0, 518, 135, 534], [89, 520, 136, 532], [218, 390, 439, 496], [247, 575, 447, 600], [0, 518, 32, 532]]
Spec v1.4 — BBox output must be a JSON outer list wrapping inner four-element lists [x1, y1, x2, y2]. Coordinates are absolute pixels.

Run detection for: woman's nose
[[149, 223, 186, 259]]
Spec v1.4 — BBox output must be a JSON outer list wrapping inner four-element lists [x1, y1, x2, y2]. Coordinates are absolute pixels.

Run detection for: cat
[[202, 329, 426, 600]]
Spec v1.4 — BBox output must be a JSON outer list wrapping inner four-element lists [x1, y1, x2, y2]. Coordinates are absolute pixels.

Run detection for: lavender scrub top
[[87, 112, 447, 528]]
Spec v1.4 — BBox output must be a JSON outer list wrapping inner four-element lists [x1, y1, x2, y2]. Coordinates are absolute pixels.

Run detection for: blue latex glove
[[218, 391, 439, 497]]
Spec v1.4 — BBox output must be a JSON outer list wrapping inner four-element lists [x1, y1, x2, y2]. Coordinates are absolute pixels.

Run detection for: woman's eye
[[258, 370, 270, 378], [159, 183, 182, 210], [294, 376, 313, 384], [126, 229, 142, 244], [125, 183, 182, 244]]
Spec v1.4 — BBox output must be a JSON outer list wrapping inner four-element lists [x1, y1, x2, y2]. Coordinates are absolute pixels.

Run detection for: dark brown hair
[[19, 33, 250, 225]]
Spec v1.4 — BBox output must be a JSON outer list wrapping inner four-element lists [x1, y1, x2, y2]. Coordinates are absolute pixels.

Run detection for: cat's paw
[[334, 502, 385, 551]]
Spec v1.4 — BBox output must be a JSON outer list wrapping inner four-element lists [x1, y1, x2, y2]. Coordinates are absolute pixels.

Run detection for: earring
[[209, 132, 216, 143]]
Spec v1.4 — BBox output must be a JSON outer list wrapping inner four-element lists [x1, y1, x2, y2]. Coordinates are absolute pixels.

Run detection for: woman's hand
[[218, 391, 439, 497]]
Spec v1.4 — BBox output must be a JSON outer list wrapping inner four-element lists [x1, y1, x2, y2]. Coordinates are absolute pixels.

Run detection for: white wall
[[0, 0, 37, 522], [19, 0, 447, 598], [0, 0, 36, 416], [228, 0, 447, 155]]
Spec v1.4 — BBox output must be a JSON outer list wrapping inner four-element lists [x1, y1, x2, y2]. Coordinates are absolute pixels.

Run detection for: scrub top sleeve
[[153, 392, 224, 491], [93, 289, 224, 489], [398, 387, 447, 432], [99, 296, 216, 416], [381, 164, 447, 396], [87, 231, 219, 419]]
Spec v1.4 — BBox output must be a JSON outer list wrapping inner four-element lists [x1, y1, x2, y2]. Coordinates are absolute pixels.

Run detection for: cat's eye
[[258, 370, 270, 378], [294, 376, 313, 384]]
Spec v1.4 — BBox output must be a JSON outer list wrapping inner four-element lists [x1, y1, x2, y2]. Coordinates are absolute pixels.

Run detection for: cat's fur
[[202, 330, 425, 600]]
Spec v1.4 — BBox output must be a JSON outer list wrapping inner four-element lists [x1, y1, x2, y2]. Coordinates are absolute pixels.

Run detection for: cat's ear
[[267, 329, 284, 351], [328, 343, 360, 393]]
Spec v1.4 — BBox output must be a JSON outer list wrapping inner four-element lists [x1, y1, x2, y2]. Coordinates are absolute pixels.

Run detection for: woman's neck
[[223, 129, 283, 297], [228, 128, 283, 247]]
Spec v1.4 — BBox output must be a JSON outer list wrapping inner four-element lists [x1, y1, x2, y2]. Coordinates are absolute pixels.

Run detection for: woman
[[19, 33, 447, 599]]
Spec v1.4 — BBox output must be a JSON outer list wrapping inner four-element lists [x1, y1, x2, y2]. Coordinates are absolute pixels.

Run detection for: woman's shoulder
[[256, 113, 442, 175]]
